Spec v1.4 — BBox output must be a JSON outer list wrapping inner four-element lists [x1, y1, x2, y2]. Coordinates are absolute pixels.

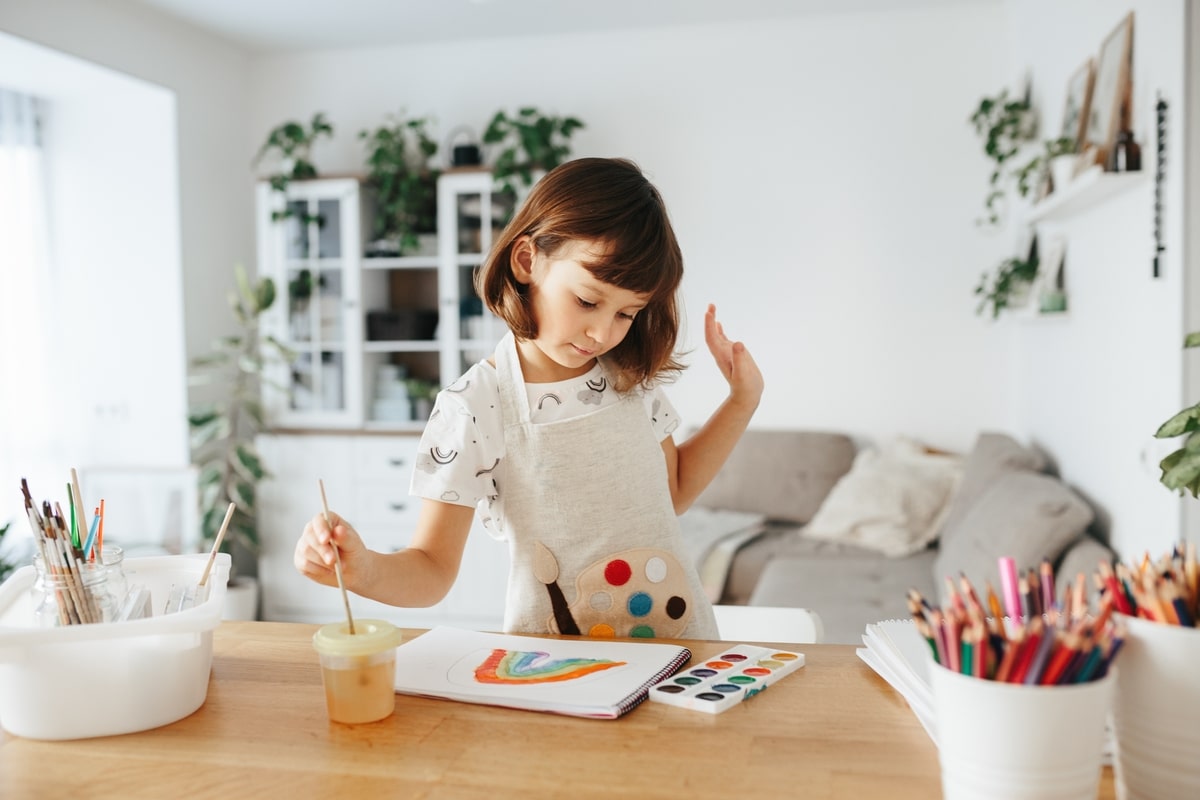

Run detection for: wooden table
[[0, 621, 1115, 799]]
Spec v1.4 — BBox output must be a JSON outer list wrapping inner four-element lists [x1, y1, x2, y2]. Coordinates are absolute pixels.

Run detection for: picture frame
[[1061, 58, 1095, 155], [1035, 236, 1068, 315], [1081, 12, 1134, 173]]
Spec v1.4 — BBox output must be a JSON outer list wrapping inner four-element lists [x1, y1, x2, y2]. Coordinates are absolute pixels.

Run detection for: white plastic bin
[[0, 553, 229, 740]]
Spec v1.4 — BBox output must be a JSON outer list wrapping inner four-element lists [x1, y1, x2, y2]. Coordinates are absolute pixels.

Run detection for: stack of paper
[[856, 618, 938, 744]]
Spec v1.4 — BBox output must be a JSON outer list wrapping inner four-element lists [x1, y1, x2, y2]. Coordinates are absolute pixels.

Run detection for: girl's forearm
[[351, 546, 461, 608], [672, 392, 759, 511]]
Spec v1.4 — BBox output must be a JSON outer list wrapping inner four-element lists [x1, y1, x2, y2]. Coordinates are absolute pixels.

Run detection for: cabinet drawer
[[353, 483, 420, 554], [354, 484, 419, 525], [351, 435, 420, 479]]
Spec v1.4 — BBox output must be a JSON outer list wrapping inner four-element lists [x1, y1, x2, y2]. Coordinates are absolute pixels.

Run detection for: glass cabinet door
[[437, 171, 508, 385], [259, 180, 362, 428]]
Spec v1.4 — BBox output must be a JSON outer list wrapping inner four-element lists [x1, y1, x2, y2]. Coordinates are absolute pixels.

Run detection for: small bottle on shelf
[[1111, 130, 1142, 172]]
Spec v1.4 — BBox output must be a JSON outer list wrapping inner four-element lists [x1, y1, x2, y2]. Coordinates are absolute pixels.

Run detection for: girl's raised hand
[[705, 303, 764, 411], [294, 510, 369, 589]]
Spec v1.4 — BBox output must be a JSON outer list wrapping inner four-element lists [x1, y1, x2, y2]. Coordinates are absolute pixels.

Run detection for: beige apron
[[494, 332, 718, 639]]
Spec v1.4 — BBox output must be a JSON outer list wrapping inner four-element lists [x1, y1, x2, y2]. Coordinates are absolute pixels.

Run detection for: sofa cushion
[[932, 470, 1093, 602], [802, 437, 963, 558], [937, 431, 1047, 546], [749, 550, 939, 645], [693, 429, 856, 523]]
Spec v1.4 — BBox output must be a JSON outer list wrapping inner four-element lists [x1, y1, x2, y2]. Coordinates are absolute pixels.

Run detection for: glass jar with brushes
[[29, 545, 128, 626]]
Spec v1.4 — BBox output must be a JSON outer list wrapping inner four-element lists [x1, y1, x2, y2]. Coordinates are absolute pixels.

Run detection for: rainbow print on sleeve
[[474, 648, 626, 684]]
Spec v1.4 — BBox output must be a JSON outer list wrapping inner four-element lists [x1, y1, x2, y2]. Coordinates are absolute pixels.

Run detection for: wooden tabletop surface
[[0, 621, 1115, 799]]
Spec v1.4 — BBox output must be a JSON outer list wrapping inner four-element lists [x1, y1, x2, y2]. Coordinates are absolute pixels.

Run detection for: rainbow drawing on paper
[[474, 648, 626, 685]]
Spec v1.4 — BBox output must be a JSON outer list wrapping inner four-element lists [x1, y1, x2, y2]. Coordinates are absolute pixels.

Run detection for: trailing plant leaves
[[484, 106, 585, 202]]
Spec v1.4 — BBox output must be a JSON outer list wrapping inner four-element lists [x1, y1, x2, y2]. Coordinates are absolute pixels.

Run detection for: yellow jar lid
[[312, 619, 403, 657]]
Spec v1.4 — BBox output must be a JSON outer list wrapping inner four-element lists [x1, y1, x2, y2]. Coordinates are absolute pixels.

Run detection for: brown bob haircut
[[476, 157, 685, 392]]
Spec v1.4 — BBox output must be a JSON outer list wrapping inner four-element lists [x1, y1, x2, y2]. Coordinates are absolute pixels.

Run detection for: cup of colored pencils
[[1106, 545, 1200, 799], [915, 556, 1118, 800], [909, 555, 1125, 685]]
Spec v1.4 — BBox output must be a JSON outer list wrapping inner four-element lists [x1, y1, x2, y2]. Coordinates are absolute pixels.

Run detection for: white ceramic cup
[[1112, 614, 1200, 800], [930, 659, 1113, 800]]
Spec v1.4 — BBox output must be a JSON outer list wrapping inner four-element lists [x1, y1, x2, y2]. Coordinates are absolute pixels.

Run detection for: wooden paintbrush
[[318, 479, 355, 634]]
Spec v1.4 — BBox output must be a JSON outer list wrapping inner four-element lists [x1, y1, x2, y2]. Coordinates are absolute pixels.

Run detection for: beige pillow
[[802, 438, 963, 558], [693, 429, 856, 523]]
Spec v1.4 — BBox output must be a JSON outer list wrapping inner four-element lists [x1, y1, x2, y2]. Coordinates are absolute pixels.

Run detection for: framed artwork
[[1081, 12, 1134, 172], [1035, 236, 1068, 314], [1061, 59, 1095, 154]]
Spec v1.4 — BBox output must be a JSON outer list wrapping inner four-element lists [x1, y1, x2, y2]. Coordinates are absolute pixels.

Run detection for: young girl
[[294, 157, 762, 640]]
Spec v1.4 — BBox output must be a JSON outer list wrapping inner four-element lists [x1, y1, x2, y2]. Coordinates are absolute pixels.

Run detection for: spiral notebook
[[392, 627, 692, 719]]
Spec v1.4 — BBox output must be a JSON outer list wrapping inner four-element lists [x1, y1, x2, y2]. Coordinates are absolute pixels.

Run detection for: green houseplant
[[482, 107, 584, 199], [0, 521, 19, 584], [970, 88, 1038, 225], [188, 265, 293, 578], [253, 112, 334, 222], [975, 244, 1039, 319], [1155, 332, 1200, 497], [360, 113, 440, 256], [970, 89, 1075, 227]]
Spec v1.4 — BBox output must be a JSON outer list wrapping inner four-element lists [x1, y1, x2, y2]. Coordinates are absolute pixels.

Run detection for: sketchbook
[[391, 627, 692, 719]]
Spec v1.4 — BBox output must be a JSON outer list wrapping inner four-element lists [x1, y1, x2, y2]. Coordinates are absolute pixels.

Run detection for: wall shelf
[[1027, 165, 1149, 223]]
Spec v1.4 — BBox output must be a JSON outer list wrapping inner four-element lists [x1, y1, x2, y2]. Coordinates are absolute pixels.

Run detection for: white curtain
[[0, 88, 58, 558]]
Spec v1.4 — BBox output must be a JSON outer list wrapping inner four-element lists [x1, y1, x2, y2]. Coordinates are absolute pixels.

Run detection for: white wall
[[247, 4, 1014, 453], [0, 0, 256, 370], [1006, 0, 1187, 559]]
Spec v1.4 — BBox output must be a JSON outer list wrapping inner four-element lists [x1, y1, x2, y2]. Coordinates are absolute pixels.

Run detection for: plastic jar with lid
[[312, 619, 404, 723]]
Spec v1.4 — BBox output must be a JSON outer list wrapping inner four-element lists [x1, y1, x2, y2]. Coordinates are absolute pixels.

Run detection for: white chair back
[[712, 604, 824, 644]]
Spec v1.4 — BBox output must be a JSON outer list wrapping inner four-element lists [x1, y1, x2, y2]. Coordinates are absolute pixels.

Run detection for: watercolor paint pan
[[647, 643, 805, 714]]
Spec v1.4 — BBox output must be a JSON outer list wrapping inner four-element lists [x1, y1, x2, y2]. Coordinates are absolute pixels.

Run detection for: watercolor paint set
[[648, 643, 805, 714]]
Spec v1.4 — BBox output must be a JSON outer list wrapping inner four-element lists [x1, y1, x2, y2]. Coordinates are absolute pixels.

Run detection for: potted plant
[[975, 245, 1039, 319], [971, 87, 1082, 225], [405, 377, 440, 421], [188, 264, 293, 616], [0, 521, 21, 584], [359, 113, 440, 256], [970, 88, 1037, 225], [1155, 331, 1200, 497], [253, 112, 334, 222], [482, 106, 584, 200]]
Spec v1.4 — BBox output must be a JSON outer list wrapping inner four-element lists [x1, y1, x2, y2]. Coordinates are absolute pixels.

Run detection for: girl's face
[[513, 237, 649, 382]]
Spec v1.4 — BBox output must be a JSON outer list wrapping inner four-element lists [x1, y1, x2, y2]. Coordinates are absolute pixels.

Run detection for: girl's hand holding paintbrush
[[294, 510, 370, 591]]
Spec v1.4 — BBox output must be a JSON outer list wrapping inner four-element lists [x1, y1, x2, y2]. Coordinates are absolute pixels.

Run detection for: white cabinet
[[256, 432, 510, 630], [256, 169, 506, 432], [254, 170, 511, 629], [256, 179, 364, 429]]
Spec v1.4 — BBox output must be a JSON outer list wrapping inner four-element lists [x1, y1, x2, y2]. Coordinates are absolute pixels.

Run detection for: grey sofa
[[688, 430, 1113, 644]]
